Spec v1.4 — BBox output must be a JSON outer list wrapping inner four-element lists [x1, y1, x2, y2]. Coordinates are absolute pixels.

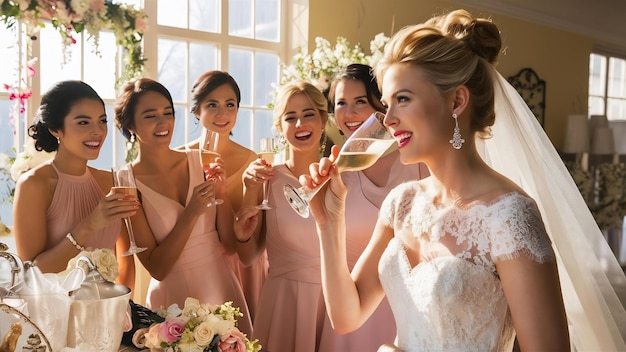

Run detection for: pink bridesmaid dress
[[252, 164, 327, 352], [226, 152, 269, 322], [139, 151, 252, 337], [47, 162, 120, 251]]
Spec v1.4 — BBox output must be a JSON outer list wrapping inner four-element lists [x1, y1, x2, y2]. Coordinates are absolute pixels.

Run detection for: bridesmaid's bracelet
[[66, 232, 86, 251]]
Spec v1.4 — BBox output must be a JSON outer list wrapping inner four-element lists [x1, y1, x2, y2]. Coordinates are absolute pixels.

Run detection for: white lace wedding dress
[[378, 182, 555, 351]]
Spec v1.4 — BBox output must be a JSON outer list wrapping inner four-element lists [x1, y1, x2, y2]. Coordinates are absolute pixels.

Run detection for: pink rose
[[159, 318, 187, 344], [218, 329, 247, 352]]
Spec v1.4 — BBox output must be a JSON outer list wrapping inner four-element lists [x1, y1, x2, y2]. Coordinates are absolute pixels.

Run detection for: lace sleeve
[[380, 181, 420, 228], [489, 195, 555, 264]]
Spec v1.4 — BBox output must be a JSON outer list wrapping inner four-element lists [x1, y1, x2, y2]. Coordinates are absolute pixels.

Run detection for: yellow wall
[[308, 0, 593, 149]]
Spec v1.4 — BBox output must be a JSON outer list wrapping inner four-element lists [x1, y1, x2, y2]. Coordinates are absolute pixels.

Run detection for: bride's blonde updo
[[375, 9, 502, 134]]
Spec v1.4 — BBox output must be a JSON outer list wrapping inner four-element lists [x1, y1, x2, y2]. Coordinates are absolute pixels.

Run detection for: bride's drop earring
[[449, 113, 464, 150]]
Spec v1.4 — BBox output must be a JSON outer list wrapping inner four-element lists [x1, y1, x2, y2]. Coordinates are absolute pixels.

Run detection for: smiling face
[[280, 93, 324, 153], [381, 63, 453, 164], [196, 83, 239, 134], [333, 79, 378, 138], [131, 90, 175, 148], [52, 98, 107, 161]]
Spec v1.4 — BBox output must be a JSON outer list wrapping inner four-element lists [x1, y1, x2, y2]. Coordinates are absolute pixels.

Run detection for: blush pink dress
[[226, 152, 269, 322], [47, 162, 120, 251], [252, 164, 327, 352], [138, 151, 252, 336], [318, 153, 424, 351]]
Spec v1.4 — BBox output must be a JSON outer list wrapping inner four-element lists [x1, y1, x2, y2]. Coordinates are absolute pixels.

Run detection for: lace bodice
[[378, 182, 554, 351]]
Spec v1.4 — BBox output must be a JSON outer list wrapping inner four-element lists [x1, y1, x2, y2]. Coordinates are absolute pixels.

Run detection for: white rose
[[204, 314, 235, 336], [192, 322, 215, 347], [90, 248, 119, 282]]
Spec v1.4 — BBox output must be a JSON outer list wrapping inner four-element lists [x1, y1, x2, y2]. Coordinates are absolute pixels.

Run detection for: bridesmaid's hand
[[205, 156, 228, 197], [300, 145, 347, 227], [188, 180, 217, 214], [234, 206, 261, 243], [242, 158, 273, 190], [83, 192, 138, 232]]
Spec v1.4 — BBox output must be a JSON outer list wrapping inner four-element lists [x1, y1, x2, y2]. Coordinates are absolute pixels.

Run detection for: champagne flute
[[283, 111, 394, 218], [255, 137, 278, 210], [111, 164, 147, 255], [199, 127, 224, 206]]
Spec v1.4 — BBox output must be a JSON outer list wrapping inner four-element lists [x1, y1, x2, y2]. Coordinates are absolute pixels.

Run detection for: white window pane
[[229, 49, 253, 106], [229, 0, 253, 38], [158, 0, 188, 28], [607, 98, 626, 120], [84, 32, 117, 100], [589, 54, 606, 96], [254, 109, 275, 146], [171, 105, 188, 148], [608, 57, 626, 99], [158, 39, 187, 102], [255, 52, 279, 107], [232, 108, 252, 149], [190, 42, 218, 93], [589, 96, 605, 116], [89, 104, 116, 170], [0, 27, 19, 88], [39, 25, 82, 92], [190, 0, 220, 32], [255, 0, 280, 41]]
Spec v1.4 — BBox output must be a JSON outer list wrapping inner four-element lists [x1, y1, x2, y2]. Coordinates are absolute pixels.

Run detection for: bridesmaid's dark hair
[[28, 80, 104, 152], [191, 70, 241, 115], [328, 63, 386, 114], [114, 78, 174, 141]]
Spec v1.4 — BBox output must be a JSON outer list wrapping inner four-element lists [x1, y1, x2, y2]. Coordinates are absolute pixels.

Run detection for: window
[[0, 0, 292, 226], [589, 52, 626, 120], [152, 0, 282, 153]]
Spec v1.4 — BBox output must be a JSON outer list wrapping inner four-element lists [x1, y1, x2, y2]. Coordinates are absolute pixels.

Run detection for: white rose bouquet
[[133, 297, 262, 352]]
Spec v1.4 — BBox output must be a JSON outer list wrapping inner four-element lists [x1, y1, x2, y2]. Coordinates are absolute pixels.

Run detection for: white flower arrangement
[[278, 32, 389, 94], [0, 0, 148, 85], [132, 297, 262, 352]]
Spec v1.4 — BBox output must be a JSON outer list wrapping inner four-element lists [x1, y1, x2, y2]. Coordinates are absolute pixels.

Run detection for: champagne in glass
[[255, 137, 278, 210], [283, 112, 394, 218], [112, 164, 146, 255], [199, 127, 224, 206]]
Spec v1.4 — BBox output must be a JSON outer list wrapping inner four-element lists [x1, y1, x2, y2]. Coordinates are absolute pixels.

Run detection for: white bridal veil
[[477, 67, 626, 351]]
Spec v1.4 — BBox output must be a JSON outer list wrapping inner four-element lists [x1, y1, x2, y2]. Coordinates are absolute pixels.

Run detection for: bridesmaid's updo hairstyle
[[28, 80, 104, 152], [191, 70, 241, 116], [328, 63, 385, 114], [375, 9, 502, 135], [114, 78, 174, 141]]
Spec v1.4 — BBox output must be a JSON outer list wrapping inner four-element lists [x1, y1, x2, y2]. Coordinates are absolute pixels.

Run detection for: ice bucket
[[66, 272, 131, 351]]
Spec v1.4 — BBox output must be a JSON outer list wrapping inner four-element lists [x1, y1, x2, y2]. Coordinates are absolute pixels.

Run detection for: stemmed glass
[[255, 137, 278, 210], [199, 127, 224, 206], [283, 111, 394, 218], [111, 164, 146, 255]]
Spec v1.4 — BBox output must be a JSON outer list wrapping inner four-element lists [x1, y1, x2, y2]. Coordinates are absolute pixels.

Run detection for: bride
[[302, 9, 626, 351]]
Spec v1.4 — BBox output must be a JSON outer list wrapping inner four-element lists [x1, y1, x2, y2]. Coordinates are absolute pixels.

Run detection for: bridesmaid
[[13, 80, 136, 288], [113, 78, 252, 336], [319, 63, 429, 350], [179, 70, 267, 322], [234, 81, 329, 351]]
